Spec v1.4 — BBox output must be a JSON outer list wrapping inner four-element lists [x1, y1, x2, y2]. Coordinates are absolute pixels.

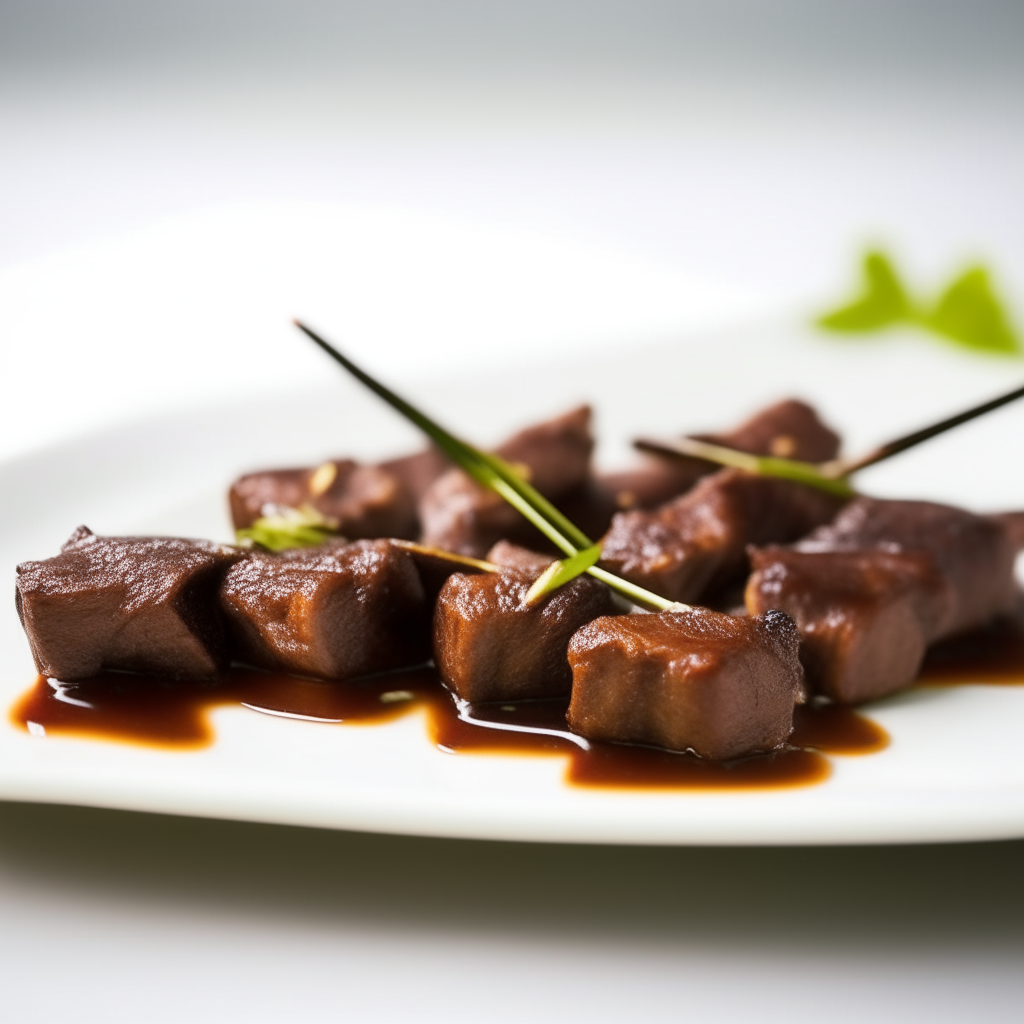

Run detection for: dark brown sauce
[[917, 611, 1024, 686], [9, 665, 887, 791]]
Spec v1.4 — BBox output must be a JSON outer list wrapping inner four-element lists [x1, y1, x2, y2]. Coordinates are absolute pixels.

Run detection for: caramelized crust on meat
[[567, 607, 804, 760], [433, 569, 613, 702], [15, 526, 242, 680], [600, 469, 846, 604], [220, 540, 429, 680]]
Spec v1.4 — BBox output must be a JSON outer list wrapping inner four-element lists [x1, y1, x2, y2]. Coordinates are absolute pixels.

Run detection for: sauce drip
[[9, 665, 887, 792]]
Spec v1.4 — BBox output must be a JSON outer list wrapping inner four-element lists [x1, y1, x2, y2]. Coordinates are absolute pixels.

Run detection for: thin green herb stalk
[[390, 540, 499, 574], [524, 543, 602, 605], [639, 374, 1024, 493], [294, 320, 679, 610], [236, 505, 339, 552], [634, 436, 856, 497], [294, 320, 591, 553]]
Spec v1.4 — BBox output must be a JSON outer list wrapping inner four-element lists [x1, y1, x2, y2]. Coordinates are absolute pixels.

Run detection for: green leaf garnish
[[236, 505, 338, 552], [819, 250, 1020, 357], [524, 543, 603, 606], [295, 321, 682, 611], [818, 251, 910, 332], [924, 267, 1020, 355]]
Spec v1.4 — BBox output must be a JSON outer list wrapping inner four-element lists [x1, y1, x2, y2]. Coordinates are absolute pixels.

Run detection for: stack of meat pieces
[[15, 397, 1022, 763], [747, 499, 1018, 703]]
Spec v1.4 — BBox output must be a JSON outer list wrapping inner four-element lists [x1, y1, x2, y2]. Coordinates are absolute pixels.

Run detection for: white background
[[2, 2, 1024, 1020]]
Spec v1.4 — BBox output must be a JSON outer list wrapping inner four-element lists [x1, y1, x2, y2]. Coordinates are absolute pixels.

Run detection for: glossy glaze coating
[[748, 498, 1018, 703], [220, 539, 429, 679], [600, 469, 845, 604], [15, 526, 242, 679], [747, 547, 951, 703], [434, 569, 614, 702], [567, 607, 804, 760]]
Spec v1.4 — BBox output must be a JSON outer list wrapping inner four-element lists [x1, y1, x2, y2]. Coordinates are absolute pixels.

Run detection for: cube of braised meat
[[485, 541, 556, 573], [992, 511, 1024, 550], [600, 469, 846, 604], [419, 405, 595, 557], [229, 459, 417, 539], [596, 459, 713, 515], [433, 569, 614, 702], [746, 547, 955, 704], [377, 448, 451, 503], [705, 398, 841, 463], [747, 499, 1018, 704], [15, 526, 242, 680], [800, 498, 1017, 636], [567, 607, 804, 760], [601, 398, 843, 517], [220, 539, 429, 680]]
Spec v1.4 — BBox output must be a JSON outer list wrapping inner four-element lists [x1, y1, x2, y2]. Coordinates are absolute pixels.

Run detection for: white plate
[[2, 315, 1024, 845]]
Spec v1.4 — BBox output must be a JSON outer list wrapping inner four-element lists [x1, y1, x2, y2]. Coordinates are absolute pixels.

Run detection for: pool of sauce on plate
[[9, 663, 889, 791]]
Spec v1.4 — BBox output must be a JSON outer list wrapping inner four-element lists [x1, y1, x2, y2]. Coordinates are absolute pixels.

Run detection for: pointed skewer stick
[[820, 380, 1024, 478], [636, 379, 1024, 494]]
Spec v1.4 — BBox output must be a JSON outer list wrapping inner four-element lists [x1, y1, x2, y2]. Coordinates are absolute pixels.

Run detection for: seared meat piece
[[600, 469, 846, 604], [799, 498, 1017, 636], [377, 448, 451, 503], [705, 398, 841, 463], [419, 405, 595, 557], [433, 569, 614, 702], [747, 547, 953, 703], [15, 526, 242, 680], [485, 540, 555, 573], [229, 459, 417, 540], [596, 459, 712, 515], [220, 539, 429, 680], [602, 398, 844, 516], [567, 607, 804, 760], [992, 511, 1024, 550], [747, 498, 1018, 703]]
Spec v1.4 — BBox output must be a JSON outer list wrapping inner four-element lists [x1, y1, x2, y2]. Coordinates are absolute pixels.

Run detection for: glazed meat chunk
[[599, 398, 842, 517], [15, 526, 242, 680], [220, 540, 429, 679], [434, 569, 614, 702], [229, 458, 418, 539], [747, 547, 953, 704], [419, 405, 595, 557], [746, 498, 1018, 703], [567, 607, 804, 760], [705, 398, 841, 464], [376, 448, 451, 503], [484, 540, 556, 573], [600, 469, 846, 604], [803, 498, 1017, 635]]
